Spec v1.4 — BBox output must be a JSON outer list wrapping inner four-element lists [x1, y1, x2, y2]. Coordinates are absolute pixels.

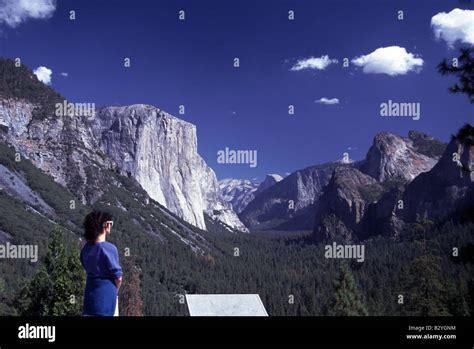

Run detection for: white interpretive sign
[[186, 294, 268, 316]]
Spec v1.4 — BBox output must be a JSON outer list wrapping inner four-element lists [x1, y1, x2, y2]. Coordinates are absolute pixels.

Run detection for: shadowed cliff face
[[400, 129, 474, 224], [312, 126, 472, 243], [313, 166, 384, 243]]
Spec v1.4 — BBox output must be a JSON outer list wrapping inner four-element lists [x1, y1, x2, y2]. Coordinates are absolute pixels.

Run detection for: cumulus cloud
[[59, 72, 68, 77], [315, 97, 339, 105], [33, 66, 52, 85], [290, 55, 338, 71], [431, 8, 474, 47], [351, 46, 423, 76], [0, 0, 57, 28]]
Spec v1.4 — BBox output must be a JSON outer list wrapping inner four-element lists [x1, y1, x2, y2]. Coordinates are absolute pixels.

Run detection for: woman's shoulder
[[100, 241, 119, 252]]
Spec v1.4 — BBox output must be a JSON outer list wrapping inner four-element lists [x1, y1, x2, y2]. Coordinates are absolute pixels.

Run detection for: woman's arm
[[103, 244, 123, 288]]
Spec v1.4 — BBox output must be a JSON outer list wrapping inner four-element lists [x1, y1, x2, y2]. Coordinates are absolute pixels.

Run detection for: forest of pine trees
[[5, 219, 472, 317]]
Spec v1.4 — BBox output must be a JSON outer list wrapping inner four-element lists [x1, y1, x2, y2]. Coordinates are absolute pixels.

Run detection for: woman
[[80, 210, 123, 316]]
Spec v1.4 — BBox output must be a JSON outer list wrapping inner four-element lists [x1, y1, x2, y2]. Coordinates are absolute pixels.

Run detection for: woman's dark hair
[[83, 210, 113, 242]]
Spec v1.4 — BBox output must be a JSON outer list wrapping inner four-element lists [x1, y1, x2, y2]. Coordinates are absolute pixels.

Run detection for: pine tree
[[438, 48, 474, 103], [120, 257, 144, 316], [401, 241, 451, 316], [14, 228, 85, 316], [328, 262, 368, 316]]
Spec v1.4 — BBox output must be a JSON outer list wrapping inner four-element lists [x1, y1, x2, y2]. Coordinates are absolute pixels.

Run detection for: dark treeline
[[3, 217, 472, 316]]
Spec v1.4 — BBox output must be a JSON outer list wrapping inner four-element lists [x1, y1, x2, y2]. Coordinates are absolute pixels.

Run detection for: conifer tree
[[120, 257, 144, 316], [328, 262, 368, 316], [401, 241, 450, 316], [438, 48, 474, 103], [14, 228, 85, 316]]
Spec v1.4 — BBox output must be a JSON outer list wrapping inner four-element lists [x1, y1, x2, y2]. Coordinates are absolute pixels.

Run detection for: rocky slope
[[0, 59, 246, 233], [235, 129, 445, 233], [313, 127, 474, 243]]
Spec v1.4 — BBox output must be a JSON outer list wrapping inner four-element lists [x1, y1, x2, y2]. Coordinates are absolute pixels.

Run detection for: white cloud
[[431, 8, 474, 47], [290, 55, 338, 71], [315, 97, 339, 105], [351, 46, 423, 76], [59, 72, 68, 77], [0, 0, 57, 28], [33, 66, 52, 85]]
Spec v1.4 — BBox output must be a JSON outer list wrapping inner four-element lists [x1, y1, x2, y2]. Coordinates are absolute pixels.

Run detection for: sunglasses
[[103, 221, 114, 227]]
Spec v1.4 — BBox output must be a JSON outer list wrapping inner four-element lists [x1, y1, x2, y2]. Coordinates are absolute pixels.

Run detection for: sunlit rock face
[[0, 100, 247, 232]]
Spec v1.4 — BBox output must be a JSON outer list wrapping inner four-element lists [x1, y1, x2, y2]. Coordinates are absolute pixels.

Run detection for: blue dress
[[80, 241, 123, 316]]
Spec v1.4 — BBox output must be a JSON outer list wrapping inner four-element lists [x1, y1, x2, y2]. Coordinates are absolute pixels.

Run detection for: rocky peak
[[314, 124, 473, 242], [256, 173, 283, 193], [360, 132, 439, 182], [89, 104, 248, 232], [0, 58, 247, 233]]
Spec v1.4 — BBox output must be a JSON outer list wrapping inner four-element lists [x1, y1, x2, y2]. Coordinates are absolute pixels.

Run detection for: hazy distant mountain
[[239, 162, 339, 230], [219, 174, 283, 214], [256, 174, 283, 193], [219, 178, 259, 214]]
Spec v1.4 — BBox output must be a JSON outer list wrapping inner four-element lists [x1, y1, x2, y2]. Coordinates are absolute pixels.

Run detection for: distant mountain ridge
[[239, 129, 447, 232], [239, 162, 339, 230], [219, 174, 283, 214], [313, 126, 474, 243]]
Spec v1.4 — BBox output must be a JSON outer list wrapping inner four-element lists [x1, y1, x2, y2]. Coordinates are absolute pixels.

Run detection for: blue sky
[[0, 0, 473, 181]]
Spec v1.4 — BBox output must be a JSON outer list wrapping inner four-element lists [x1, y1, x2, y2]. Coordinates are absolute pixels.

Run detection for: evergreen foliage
[[13, 228, 85, 316], [328, 262, 368, 316]]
